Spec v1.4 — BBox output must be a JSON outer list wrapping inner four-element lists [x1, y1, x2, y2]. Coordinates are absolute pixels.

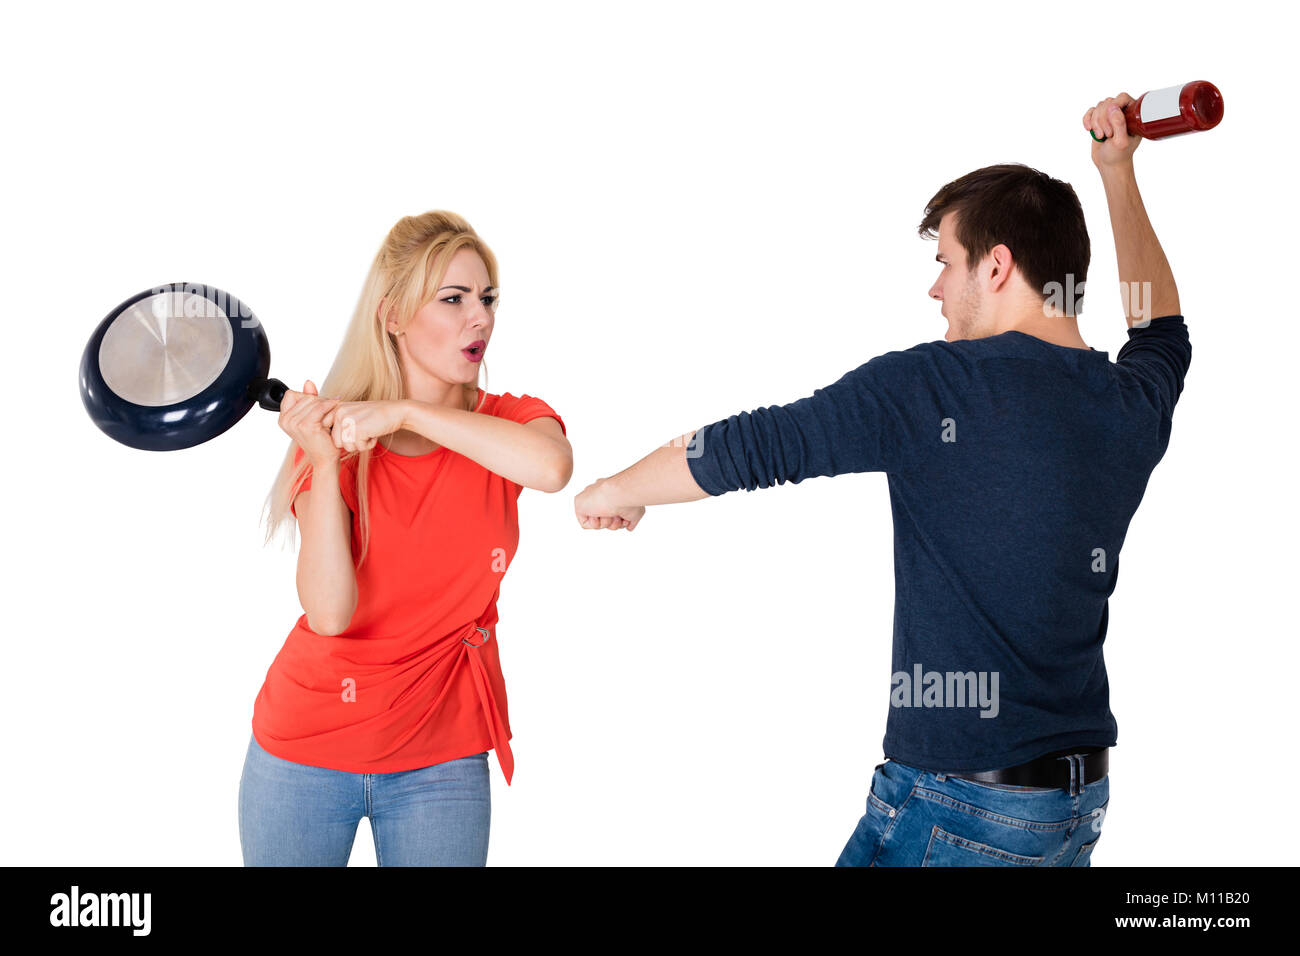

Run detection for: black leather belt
[[945, 746, 1109, 789]]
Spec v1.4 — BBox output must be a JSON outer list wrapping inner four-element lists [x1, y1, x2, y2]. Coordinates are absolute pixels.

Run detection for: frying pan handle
[[247, 377, 290, 412]]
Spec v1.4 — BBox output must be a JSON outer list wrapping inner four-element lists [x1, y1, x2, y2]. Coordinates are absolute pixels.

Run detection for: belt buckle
[[463, 625, 490, 648]]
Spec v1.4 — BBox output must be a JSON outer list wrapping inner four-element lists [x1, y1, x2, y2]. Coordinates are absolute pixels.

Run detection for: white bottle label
[[1139, 84, 1184, 123]]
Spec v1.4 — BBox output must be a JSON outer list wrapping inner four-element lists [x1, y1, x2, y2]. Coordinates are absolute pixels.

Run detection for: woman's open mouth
[[462, 340, 486, 363]]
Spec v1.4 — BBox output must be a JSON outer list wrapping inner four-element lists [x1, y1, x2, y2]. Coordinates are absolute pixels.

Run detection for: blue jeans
[[238, 733, 491, 866], [836, 756, 1109, 866]]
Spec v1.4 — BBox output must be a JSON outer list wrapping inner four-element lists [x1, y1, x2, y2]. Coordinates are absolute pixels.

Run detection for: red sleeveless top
[[250, 389, 564, 783]]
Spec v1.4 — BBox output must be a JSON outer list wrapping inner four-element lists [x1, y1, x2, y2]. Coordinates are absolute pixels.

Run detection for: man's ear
[[987, 244, 1017, 292]]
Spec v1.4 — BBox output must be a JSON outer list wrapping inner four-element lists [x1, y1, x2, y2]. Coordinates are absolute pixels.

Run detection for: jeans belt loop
[[463, 625, 490, 648]]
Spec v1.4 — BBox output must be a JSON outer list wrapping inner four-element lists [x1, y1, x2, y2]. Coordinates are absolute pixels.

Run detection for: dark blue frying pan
[[79, 282, 290, 451]]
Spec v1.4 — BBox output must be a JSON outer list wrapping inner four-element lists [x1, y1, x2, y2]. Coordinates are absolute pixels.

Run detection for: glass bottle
[[1093, 80, 1223, 141]]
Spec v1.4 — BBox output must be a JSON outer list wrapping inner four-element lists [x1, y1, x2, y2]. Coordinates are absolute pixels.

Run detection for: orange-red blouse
[[250, 389, 564, 784]]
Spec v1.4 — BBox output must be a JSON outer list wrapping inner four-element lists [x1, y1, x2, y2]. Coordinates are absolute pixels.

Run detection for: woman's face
[[388, 246, 497, 387]]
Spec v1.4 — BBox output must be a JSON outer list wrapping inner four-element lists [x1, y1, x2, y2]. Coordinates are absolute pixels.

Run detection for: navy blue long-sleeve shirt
[[686, 316, 1191, 771]]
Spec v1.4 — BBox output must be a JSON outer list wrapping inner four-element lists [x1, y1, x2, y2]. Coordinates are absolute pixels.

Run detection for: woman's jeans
[[836, 757, 1109, 866], [238, 733, 491, 866]]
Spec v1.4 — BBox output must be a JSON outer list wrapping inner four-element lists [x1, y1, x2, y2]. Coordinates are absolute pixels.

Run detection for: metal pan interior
[[98, 290, 235, 407]]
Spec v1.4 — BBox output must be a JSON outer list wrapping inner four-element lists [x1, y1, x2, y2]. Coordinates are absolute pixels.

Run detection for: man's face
[[928, 211, 988, 342]]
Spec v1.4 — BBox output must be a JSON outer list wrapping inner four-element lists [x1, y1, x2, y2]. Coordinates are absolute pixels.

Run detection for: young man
[[573, 92, 1190, 866]]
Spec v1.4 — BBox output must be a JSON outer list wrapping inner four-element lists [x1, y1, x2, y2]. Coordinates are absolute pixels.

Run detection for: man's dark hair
[[918, 163, 1090, 308]]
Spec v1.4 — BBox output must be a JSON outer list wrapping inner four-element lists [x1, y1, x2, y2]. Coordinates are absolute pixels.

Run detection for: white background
[[3, 0, 1293, 866]]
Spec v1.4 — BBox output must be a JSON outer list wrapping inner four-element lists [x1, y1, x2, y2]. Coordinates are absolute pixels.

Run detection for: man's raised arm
[[1085, 91, 1181, 326]]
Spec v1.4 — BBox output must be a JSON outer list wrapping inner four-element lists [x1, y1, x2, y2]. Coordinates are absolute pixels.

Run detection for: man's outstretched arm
[[604, 431, 713, 507], [574, 353, 919, 529], [573, 431, 708, 530]]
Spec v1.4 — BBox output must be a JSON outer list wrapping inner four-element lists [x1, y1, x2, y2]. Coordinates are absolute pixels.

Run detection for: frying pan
[[79, 282, 290, 451]]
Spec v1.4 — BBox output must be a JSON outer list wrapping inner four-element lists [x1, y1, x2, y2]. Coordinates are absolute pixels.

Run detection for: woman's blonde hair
[[262, 210, 499, 568]]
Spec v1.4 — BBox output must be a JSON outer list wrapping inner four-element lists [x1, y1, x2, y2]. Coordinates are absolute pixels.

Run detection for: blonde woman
[[239, 211, 571, 866]]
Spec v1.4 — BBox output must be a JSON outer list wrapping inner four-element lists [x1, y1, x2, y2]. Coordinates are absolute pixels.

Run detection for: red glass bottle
[[1101, 80, 1224, 141]]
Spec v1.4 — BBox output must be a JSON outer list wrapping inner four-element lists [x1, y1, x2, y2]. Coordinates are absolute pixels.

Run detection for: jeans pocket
[[867, 780, 898, 819], [837, 768, 905, 867], [922, 824, 1047, 866], [1071, 799, 1108, 865], [1071, 834, 1101, 866]]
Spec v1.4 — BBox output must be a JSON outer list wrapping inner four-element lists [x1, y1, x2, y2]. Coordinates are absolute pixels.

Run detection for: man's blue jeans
[[836, 756, 1109, 866], [238, 733, 491, 866]]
